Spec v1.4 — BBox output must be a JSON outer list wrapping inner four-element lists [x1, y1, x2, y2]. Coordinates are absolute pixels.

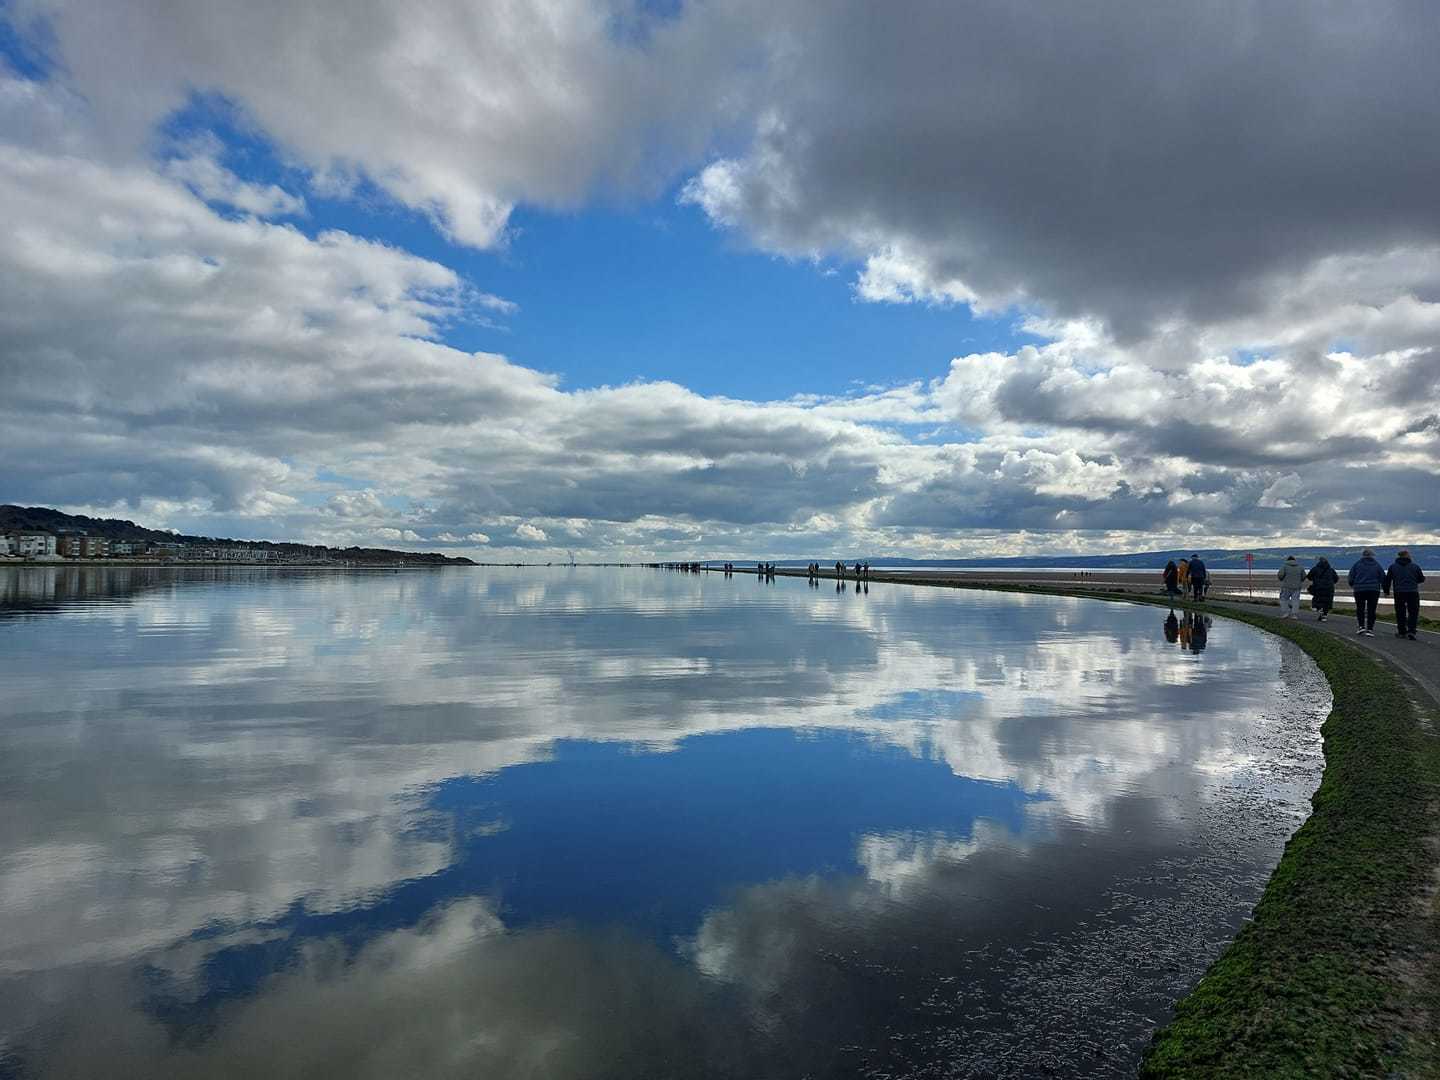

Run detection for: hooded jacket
[[1348, 556, 1385, 592], [1384, 556, 1426, 594], [1276, 559, 1306, 589], [1188, 557, 1208, 582], [1306, 560, 1338, 596]]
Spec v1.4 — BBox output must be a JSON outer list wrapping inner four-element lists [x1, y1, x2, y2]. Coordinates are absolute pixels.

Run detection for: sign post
[[1245, 552, 1254, 598]]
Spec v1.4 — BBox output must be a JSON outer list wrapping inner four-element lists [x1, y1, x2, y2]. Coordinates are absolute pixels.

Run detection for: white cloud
[[162, 139, 306, 218], [4, 7, 1440, 557], [514, 524, 547, 543]]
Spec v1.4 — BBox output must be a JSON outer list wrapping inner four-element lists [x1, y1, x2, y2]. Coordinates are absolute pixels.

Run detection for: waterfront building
[[7, 530, 58, 557]]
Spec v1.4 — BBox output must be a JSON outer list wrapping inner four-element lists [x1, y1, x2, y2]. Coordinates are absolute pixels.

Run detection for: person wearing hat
[[1383, 549, 1426, 640], [1276, 555, 1306, 618], [1188, 554, 1208, 602], [1347, 548, 1385, 636]]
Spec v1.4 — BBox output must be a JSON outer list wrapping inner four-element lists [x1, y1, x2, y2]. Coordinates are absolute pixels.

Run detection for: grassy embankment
[[849, 572, 1440, 1073]]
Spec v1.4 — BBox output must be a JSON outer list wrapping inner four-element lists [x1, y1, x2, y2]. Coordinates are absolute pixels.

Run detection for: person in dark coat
[[1348, 549, 1385, 636], [1305, 556, 1339, 622], [1188, 555, 1208, 602], [1383, 550, 1426, 640], [1162, 560, 1181, 602]]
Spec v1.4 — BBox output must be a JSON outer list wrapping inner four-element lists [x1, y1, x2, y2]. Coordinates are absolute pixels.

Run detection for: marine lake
[[0, 566, 1329, 1078]]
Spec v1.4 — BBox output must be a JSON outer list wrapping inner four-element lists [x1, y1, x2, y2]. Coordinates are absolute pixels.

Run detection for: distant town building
[[80, 536, 110, 558], [7, 530, 57, 557], [0, 534, 12, 557], [109, 540, 144, 556]]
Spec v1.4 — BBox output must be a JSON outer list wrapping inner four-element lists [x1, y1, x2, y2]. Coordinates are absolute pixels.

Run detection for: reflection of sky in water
[[0, 566, 1329, 1078]]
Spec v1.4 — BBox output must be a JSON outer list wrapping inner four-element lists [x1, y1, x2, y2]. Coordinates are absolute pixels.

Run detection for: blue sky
[[157, 94, 1028, 401], [2, 1, 1438, 557]]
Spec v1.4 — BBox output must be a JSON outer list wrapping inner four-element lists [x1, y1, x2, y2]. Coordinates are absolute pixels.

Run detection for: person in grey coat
[[1383, 549, 1426, 640], [1306, 557, 1339, 621], [1347, 549, 1385, 636], [1276, 555, 1306, 618]]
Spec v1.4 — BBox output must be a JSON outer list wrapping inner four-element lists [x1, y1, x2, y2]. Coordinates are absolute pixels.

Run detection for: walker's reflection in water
[[0, 567, 1327, 1078], [1164, 609, 1212, 653]]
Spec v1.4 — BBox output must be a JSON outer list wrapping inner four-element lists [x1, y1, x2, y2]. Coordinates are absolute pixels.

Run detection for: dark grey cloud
[[690, 1, 1440, 339]]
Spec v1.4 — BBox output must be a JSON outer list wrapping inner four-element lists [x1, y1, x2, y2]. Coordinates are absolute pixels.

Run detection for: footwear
[[1408, 633, 1417, 640], [1356, 626, 1366, 635], [1363, 629, 1376, 636]]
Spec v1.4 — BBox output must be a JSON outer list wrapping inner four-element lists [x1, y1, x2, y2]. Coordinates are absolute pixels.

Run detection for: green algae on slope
[[1139, 615, 1440, 1077]]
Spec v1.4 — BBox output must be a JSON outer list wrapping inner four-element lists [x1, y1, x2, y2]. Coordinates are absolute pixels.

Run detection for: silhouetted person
[[1164, 610, 1180, 644], [1306, 557, 1338, 622], [1162, 560, 1180, 602], [1348, 548, 1384, 636], [1191, 614, 1210, 653], [1188, 554, 1208, 602], [1384, 549, 1425, 640]]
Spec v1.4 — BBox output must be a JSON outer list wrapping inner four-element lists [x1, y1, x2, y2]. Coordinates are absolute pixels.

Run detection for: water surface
[[0, 566, 1328, 1078]]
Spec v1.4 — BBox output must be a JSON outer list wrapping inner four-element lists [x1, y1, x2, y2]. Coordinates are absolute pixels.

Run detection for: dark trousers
[[1312, 591, 1333, 614], [1393, 592, 1420, 636], [1353, 590, 1379, 630], [1191, 579, 1205, 601]]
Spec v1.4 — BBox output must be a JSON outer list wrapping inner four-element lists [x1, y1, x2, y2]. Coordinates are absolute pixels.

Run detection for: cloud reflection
[[0, 567, 1328, 1077]]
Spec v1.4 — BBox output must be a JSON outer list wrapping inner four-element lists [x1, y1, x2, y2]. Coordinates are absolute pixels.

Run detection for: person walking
[[1177, 557, 1190, 594], [1276, 555, 1306, 618], [1347, 548, 1385, 636], [1306, 556, 1339, 621], [1384, 549, 1426, 640], [1162, 559, 1180, 603], [1188, 554, 1208, 602]]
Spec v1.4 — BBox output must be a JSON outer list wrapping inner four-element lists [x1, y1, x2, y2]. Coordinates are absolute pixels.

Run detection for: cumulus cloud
[[514, 523, 547, 543], [15, 0, 756, 247], [3, 5, 1440, 554]]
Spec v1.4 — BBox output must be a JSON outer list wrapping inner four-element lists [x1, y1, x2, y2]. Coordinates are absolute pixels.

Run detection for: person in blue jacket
[[1187, 554, 1208, 602], [1383, 549, 1426, 640], [1347, 549, 1385, 636]]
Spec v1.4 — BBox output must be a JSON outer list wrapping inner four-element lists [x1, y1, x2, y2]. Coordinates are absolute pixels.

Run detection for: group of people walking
[[1163, 550, 1427, 641], [1162, 555, 1210, 602], [804, 561, 870, 580], [1335, 549, 1426, 639]]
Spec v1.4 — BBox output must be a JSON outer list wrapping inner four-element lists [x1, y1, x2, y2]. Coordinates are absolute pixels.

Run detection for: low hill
[[0, 505, 474, 566]]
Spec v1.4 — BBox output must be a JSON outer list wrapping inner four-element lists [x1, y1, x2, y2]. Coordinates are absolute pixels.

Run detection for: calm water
[[0, 566, 1328, 1079]]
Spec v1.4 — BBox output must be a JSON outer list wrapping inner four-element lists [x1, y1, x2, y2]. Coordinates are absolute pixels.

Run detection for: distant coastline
[[1, 504, 474, 568]]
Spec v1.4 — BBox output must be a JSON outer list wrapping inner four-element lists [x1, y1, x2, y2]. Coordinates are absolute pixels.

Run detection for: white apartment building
[[8, 531, 58, 557]]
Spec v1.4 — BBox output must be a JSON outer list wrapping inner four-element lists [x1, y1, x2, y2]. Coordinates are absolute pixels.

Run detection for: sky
[[1, 1, 1438, 560]]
